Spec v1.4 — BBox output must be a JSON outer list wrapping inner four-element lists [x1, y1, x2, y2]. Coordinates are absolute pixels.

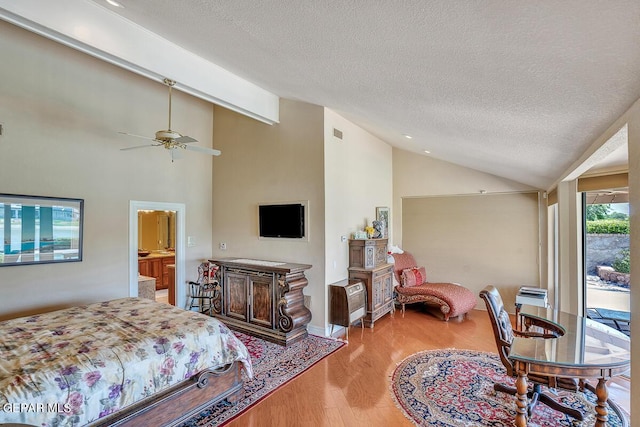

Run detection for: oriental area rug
[[181, 332, 344, 426], [390, 349, 628, 427]]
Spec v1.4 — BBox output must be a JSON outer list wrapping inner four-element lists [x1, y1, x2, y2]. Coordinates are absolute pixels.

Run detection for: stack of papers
[[516, 286, 548, 307], [519, 286, 547, 296]]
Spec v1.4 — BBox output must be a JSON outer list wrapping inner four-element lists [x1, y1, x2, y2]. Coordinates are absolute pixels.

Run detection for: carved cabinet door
[[225, 271, 249, 322], [382, 271, 393, 305], [371, 269, 386, 310], [248, 274, 275, 328]]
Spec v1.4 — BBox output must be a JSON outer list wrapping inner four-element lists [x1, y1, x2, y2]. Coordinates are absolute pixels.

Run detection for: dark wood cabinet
[[329, 279, 366, 340], [224, 270, 274, 329], [138, 257, 161, 288], [162, 257, 175, 288], [210, 258, 312, 346], [348, 238, 393, 328], [167, 264, 175, 306], [138, 255, 174, 290]]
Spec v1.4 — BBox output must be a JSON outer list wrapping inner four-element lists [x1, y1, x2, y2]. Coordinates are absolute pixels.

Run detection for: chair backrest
[[190, 262, 220, 298], [391, 252, 418, 283], [194, 262, 219, 284], [479, 285, 515, 376]]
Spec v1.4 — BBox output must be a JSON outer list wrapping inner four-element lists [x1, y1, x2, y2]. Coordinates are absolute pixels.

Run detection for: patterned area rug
[[390, 349, 628, 427], [181, 332, 344, 426]]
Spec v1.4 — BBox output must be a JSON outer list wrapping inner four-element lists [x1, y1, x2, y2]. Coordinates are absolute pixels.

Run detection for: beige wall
[[392, 148, 537, 248], [0, 21, 215, 320], [402, 193, 540, 309], [211, 100, 327, 330], [323, 108, 393, 286], [392, 147, 540, 311]]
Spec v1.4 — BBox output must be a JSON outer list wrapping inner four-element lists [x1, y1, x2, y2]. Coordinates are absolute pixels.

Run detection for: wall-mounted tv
[[259, 203, 305, 239]]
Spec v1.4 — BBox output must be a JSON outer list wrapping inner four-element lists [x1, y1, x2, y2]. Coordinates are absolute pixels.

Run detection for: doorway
[[138, 209, 176, 304], [129, 201, 186, 309]]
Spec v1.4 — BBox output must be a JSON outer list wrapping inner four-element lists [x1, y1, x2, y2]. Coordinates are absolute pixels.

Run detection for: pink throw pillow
[[401, 267, 427, 287]]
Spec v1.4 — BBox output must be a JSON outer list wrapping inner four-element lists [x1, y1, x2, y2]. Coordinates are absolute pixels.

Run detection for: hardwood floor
[[226, 305, 630, 427]]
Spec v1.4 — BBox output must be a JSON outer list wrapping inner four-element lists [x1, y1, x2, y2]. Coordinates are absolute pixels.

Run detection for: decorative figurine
[[372, 220, 385, 239]]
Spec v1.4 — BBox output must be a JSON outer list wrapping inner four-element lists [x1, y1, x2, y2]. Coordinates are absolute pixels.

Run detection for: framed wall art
[[0, 194, 84, 266]]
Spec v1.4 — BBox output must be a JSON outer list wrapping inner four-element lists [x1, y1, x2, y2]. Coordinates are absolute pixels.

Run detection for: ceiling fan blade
[[174, 135, 197, 144], [120, 143, 160, 151], [118, 131, 156, 141], [184, 145, 222, 156]]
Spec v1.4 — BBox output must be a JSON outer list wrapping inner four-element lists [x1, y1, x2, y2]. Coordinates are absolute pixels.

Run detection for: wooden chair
[[479, 285, 584, 421]]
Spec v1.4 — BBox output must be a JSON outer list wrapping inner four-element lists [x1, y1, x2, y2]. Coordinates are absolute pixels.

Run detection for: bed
[[0, 297, 252, 427]]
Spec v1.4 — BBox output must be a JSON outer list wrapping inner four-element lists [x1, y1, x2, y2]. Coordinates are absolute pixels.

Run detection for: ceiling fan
[[119, 78, 221, 160]]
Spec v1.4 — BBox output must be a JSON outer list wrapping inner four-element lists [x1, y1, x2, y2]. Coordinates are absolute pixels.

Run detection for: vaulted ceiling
[[4, 1, 640, 189]]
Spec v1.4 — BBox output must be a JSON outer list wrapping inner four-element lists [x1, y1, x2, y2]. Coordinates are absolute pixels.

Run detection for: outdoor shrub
[[612, 249, 630, 274], [586, 219, 629, 234]]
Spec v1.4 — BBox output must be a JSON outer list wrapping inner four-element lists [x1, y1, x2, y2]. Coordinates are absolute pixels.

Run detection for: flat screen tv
[[259, 203, 305, 238]]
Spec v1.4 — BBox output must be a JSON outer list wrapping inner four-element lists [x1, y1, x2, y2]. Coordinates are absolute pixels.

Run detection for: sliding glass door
[[583, 190, 630, 337]]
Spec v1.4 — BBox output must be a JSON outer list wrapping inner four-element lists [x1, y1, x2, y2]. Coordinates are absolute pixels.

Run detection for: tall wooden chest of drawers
[[348, 238, 393, 328]]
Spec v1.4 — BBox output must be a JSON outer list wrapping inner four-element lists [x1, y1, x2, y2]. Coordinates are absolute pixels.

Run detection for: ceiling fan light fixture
[[155, 130, 182, 141]]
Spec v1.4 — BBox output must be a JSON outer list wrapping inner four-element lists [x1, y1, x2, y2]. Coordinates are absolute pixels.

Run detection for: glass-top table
[[510, 305, 630, 427]]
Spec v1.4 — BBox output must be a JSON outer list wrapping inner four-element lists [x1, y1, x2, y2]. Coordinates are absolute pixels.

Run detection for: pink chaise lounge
[[391, 252, 476, 321]]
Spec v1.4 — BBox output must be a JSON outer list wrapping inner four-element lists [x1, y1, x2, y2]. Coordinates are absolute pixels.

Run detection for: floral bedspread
[[0, 297, 252, 426]]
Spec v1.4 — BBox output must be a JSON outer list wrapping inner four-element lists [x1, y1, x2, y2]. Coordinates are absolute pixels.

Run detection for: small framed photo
[[376, 207, 389, 238]]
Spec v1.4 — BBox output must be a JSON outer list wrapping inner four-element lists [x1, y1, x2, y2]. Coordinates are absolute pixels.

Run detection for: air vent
[[333, 128, 343, 140]]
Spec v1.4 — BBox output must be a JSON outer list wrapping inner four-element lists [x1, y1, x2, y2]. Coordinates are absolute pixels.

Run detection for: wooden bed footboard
[[90, 361, 243, 427]]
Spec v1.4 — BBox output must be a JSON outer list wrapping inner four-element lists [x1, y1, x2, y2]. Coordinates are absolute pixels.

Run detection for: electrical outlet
[[219, 242, 227, 250], [187, 236, 196, 247]]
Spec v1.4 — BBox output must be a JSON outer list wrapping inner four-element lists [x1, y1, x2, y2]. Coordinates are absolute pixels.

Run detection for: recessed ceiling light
[[403, 134, 413, 139], [423, 150, 431, 154], [105, 0, 124, 7]]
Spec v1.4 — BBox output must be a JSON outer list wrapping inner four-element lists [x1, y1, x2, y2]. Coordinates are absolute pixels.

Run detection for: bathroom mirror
[[138, 210, 176, 251]]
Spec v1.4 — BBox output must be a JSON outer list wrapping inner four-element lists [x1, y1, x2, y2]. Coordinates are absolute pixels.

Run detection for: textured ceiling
[[99, 0, 640, 189]]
